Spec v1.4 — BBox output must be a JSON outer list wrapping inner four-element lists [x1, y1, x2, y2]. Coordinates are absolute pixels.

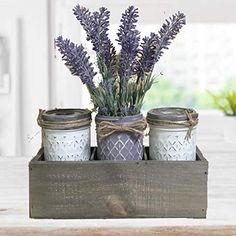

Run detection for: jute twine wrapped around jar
[[147, 107, 199, 161], [97, 118, 147, 140], [147, 108, 198, 140], [95, 114, 147, 161], [37, 109, 92, 161], [37, 109, 91, 130]]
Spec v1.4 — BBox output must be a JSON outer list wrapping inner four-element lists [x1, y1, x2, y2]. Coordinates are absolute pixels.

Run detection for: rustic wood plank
[[29, 147, 207, 219], [0, 150, 236, 229]]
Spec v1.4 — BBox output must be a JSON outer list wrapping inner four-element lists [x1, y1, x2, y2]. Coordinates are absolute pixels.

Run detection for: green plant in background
[[142, 78, 212, 110], [143, 75, 236, 112], [208, 76, 236, 116], [208, 90, 236, 116]]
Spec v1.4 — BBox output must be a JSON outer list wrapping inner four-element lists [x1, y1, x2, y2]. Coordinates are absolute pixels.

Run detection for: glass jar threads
[[37, 109, 91, 161], [147, 107, 199, 161]]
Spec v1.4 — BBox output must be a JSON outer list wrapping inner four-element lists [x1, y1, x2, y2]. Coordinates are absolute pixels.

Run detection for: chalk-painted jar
[[95, 114, 147, 161], [147, 107, 199, 161], [38, 109, 91, 161]]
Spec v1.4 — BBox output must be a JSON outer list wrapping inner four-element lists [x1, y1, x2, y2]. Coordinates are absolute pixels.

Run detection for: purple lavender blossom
[[73, 5, 116, 74], [136, 33, 159, 80], [72, 5, 92, 36], [117, 6, 139, 43], [136, 12, 185, 80], [55, 4, 186, 117], [154, 12, 186, 62], [55, 36, 96, 88], [119, 30, 140, 83], [117, 6, 140, 83]]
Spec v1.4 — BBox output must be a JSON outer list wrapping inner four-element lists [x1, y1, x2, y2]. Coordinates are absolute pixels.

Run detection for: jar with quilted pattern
[[95, 114, 146, 160], [38, 109, 91, 161], [147, 107, 199, 161]]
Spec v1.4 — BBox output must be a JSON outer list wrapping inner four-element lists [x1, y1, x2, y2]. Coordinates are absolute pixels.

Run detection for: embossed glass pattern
[[96, 114, 144, 160], [97, 132, 143, 160], [147, 107, 198, 161], [38, 109, 91, 161], [149, 126, 196, 161], [43, 127, 90, 161]]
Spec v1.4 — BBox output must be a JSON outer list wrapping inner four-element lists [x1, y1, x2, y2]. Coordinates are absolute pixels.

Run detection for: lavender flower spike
[[117, 6, 140, 82], [154, 11, 186, 63], [55, 36, 96, 88], [73, 5, 116, 74], [117, 6, 139, 44], [136, 12, 185, 80], [119, 30, 140, 83], [137, 32, 159, 80]]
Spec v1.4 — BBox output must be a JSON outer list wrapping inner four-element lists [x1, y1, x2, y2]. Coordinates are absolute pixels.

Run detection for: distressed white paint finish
[[43, 127, 90, 161], [149, 126, 197, 161]]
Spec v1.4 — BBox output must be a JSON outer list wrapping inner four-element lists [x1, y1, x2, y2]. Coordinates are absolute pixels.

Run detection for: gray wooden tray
[[29, 147, 208, 219]]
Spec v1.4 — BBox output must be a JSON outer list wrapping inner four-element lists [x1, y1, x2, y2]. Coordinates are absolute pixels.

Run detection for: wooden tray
[[29, 147, 208, 219]]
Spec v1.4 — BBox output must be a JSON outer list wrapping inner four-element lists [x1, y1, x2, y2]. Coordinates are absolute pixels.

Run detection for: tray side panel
[[29, 154, 208, 219]]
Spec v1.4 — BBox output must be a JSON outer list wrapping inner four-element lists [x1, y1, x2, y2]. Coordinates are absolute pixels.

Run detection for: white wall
[[0, 0, 49, 156]]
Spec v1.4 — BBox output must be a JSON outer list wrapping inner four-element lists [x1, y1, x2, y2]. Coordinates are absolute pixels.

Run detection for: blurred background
[[0, 0, 236, 156]]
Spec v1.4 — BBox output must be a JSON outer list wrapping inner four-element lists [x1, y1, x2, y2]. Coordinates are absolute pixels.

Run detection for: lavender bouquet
[[55, 5, 185, 116]]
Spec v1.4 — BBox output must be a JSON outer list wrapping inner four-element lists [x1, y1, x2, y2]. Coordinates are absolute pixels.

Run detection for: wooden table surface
[[1, 115, 236, 235]]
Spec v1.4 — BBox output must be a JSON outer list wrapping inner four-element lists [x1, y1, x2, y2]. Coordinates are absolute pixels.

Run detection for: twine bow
[[147, 108, 198, 140], [37, 109, 91, 130], [184, 109, 198, 140], [97, 119, 147, 140]]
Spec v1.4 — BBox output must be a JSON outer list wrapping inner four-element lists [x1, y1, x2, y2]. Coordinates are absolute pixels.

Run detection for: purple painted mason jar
[[95, 114, 145, 161]]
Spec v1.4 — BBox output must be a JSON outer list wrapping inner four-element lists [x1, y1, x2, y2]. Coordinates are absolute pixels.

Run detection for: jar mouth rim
[[95, 113, 143, 123], [147, 107, 198, 122], [42, 108, 91, 122]]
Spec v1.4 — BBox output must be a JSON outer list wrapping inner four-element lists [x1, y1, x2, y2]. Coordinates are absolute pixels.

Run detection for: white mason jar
[[38, 109, 91, 161], [147, 107, 199, 161]]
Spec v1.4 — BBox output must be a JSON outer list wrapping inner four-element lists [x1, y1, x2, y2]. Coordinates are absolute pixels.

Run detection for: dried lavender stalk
[[56, 5, 186, 116], [137, 12, 186, 80], [55, 36, 96, 89], [73, 5, 116, 75], [117, 6, 140, 83]]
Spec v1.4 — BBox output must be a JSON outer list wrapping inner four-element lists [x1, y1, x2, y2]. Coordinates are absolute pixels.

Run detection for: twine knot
[[147, 108, 198, 140], [184, 109, 198, 140], [97, 119, 147, 140]]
